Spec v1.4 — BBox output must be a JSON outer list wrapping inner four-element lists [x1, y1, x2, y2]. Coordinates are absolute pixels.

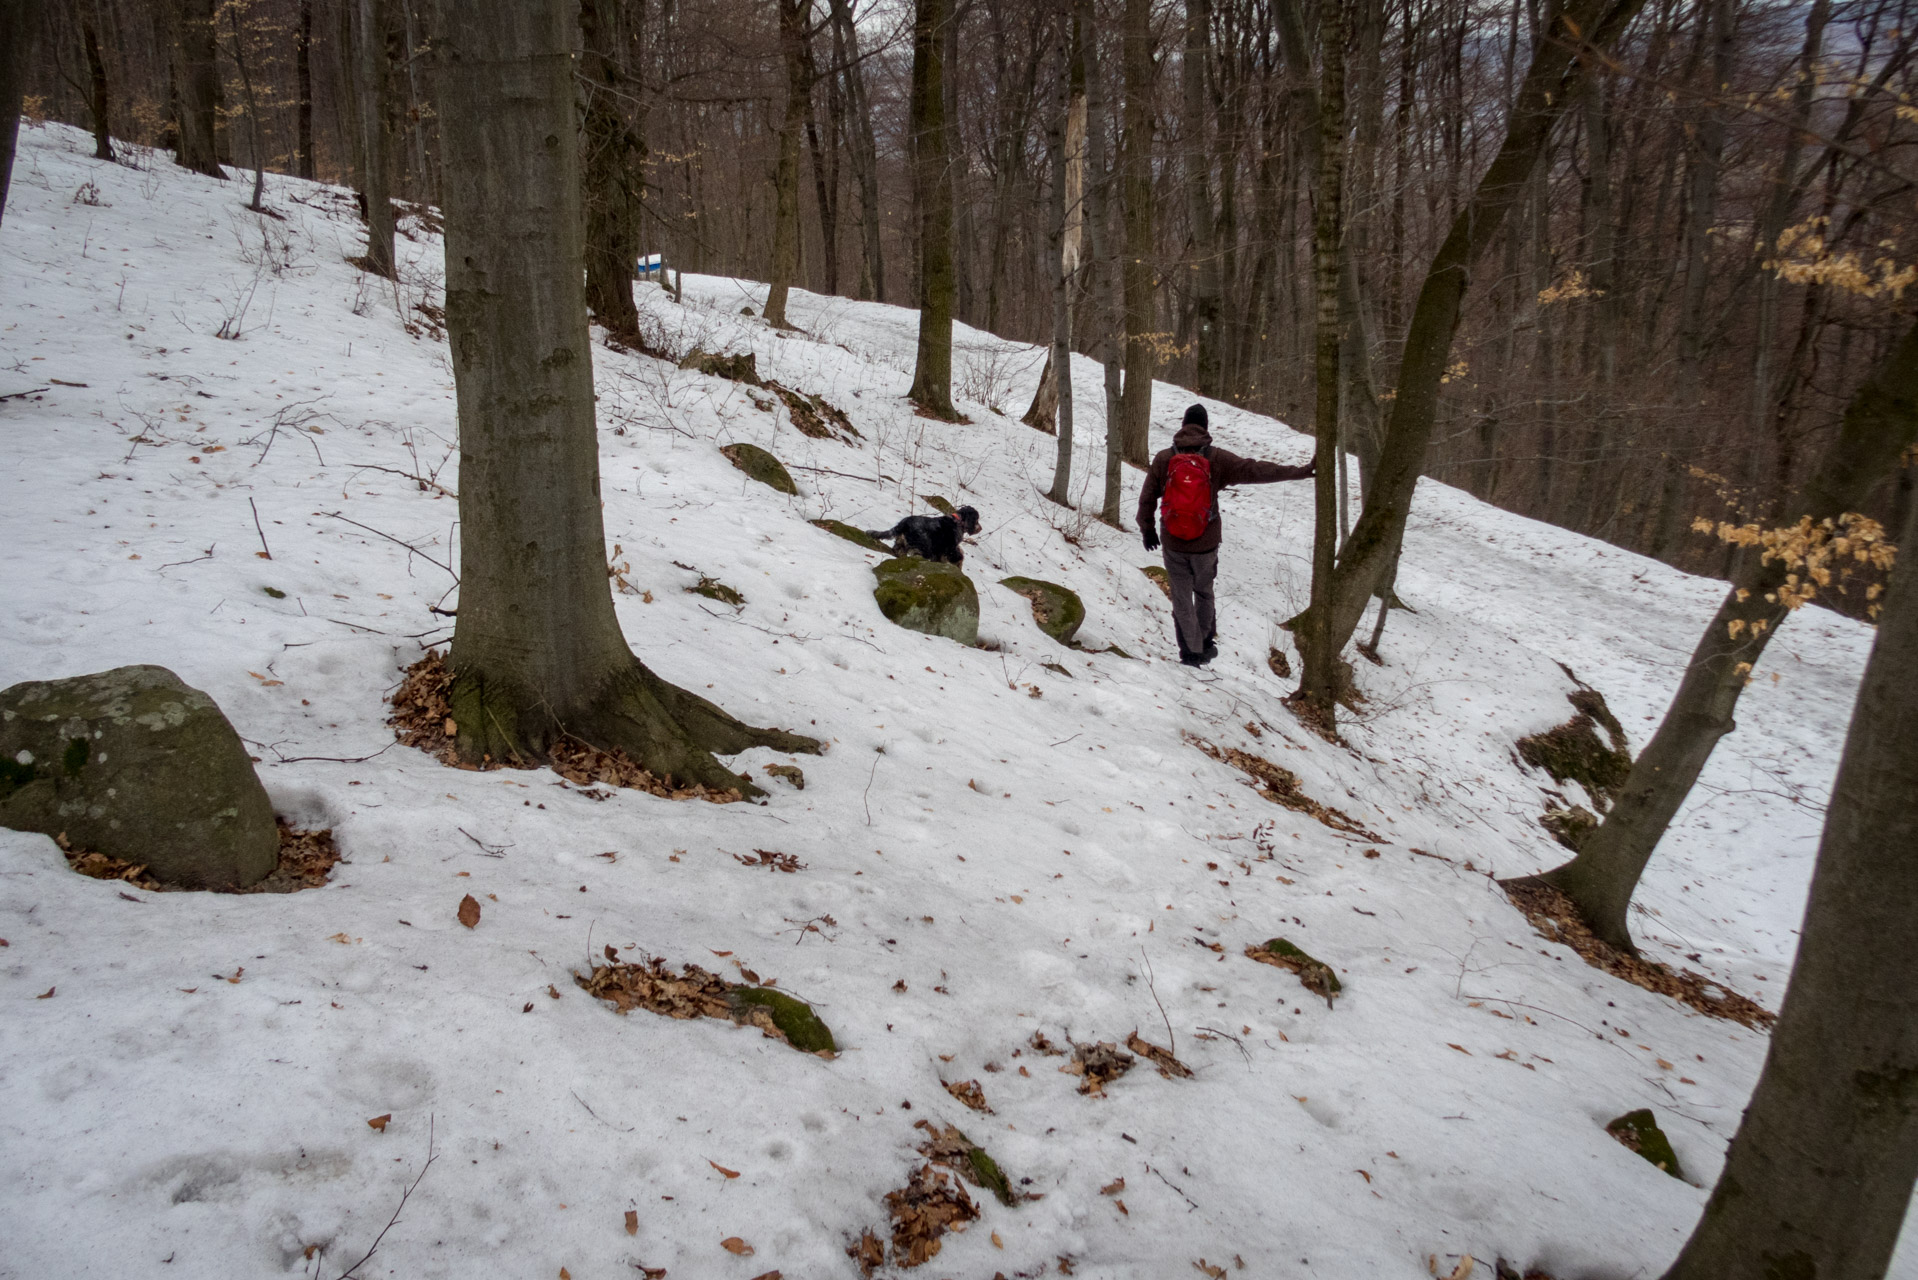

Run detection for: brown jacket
[[1137, 422, 1313, 554]]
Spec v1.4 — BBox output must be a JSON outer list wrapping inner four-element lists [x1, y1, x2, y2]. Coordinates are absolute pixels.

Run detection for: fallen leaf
[[625, 1209, 639, 1236], [1355, 1169, 1372, 1183], [1100, 1178, 1125, 1195], [559, 1269, 572, 1280], [1115, 1199, 1129, 1215], [992, 1232, 1004, 1249], [523, 1002, 535, 1013], [35, 986, 55, 999], [720, 1237, 754, 1256], [457, 894, 481, 928], [709, 1159, 741, 1179], [1656, 1058, 1674, 1070], [710, 949, 734, 957], [367, 1114, 391, 1132], [748, 1273, 782, 1280], [1446, 1043, 1470, 1055], [1194, 1262, 1227, 1279]]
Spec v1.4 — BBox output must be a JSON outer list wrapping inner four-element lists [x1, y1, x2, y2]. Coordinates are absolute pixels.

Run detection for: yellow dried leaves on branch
[[1692, 512, 1898, 619], [1764, 217, 1917, 300]]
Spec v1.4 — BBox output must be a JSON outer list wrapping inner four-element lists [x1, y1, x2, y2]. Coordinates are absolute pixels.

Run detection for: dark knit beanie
[[1182, 403, 1208, 428]]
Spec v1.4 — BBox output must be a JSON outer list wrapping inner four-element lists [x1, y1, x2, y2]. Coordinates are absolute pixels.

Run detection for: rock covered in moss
[[1000, 577, 1086, 646], [730, 986, 837, 1055], [812, 519, 893, 553], [720, 442, 797, 495], [687, 575, 745, 606], [0, 665, 278, 889], [1246, 937, 1342, 1008], [1140, 564, 1171, 598], [1606, 1108, 1684, 1179], [922, 495, 957, 516], [1518, 685, 1632, 809], [873, 557, 980, 645], [679, 348, 761, 385]]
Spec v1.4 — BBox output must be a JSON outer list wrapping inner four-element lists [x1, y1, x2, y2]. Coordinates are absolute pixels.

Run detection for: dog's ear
[[958, 505, 981, 534]]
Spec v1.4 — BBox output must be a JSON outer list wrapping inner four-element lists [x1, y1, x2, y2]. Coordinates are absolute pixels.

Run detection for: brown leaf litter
[[61, 820, 338, 894], [1062, 1039, 1136, 1096], [913, 1119, 1025, 1207], [851, 1163, 979, 1272], [1186, 733, 1384, 840], [1124, 1031, 1193, 1079], [389, 650, 742, 803], [942, 1079, 992, 1112], [575, 948, 831, 1054], [1502, 879, 1774, 1029], [766, 380, 861, 442], [732, 848, 806, 873]]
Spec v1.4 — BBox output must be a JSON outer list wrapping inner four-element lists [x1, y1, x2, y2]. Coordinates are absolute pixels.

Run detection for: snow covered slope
[[1, 122, 1899, 1279]]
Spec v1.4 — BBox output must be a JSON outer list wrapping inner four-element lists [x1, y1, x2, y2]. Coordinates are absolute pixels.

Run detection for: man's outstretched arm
[[1214, 449, 1315, 487]]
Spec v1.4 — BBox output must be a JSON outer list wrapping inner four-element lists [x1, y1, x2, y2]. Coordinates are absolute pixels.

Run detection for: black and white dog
[[866, 505, 981, 565]]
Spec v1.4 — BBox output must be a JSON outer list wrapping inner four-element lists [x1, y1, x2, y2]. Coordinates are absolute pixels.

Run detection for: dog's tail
[[864, 520, 903, 542]]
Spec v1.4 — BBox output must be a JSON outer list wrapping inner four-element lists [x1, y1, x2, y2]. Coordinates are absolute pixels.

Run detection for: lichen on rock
[[1606, 1108, 1685, 1179], [872, 557, 980, 646], [720, 442, 797, 495], [812, 519, 892, 553], [1000, 576, 1086, 647]]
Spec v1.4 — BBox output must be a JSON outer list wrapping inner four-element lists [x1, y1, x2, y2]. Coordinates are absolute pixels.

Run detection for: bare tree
[[0, 0, 48, 225], [908, 0, 959, 419], [168, 0, 225, 178], [581, 0, 645, 336], [763, 0, 811, 329], [1116, 0, 1154, 465], [434, 0, 819, 793]]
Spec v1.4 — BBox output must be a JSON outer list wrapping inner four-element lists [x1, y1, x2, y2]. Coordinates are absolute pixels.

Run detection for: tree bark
[[435, 0, 817, 798], [908, 0, 960, 418], [1658, 496, 1918, 1280], [1291, 0, 1648, 685], [763, 0, 811, 329], [344, 0, 396, 276], [1519, 318, 1918, 952], [1079, 0, 1125, 524], [829, 0, 884, 301], [296, 0, 315, 180], [168, 0, 225, 178], [1182, 0, 1222, 397], [0, 0, 45, 226], [1299, 0, 1346, 722], [81, 12, 113, 162], [580, 0, 644, 336], [1045, 14, 1075, 508], [1117, 0, 1154, 465]]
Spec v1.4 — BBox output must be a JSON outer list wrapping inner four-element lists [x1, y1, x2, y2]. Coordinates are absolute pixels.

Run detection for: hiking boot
[[1179, 649, 1206, 667], [1199, 641, 1218, 664]]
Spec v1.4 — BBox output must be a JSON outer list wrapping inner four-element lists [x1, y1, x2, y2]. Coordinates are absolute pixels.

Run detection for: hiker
[[1138, 404, 1315, 666]]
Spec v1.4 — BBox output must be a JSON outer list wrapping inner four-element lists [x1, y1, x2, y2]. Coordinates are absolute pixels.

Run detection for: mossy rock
[[1518, 686, 1631, 810], [873, 557, 979, 646], [687, 576, 745, 606], [1247, 937, 1342, 1009], [1140, 564, 1171, 598], [1606, 1108, 1684, 1179], [720, 442, 797, 495], [678, 347, 762, 385], [922, 495, 957, 516], [764, 763, 805, 790], [262, 586, 286, 599], [731, 987, 837, 1055], [1001, 577, 1086, 647], [769, 381, 861, 441], [0, 665, 278, 889], [812, 519, 892, 553]]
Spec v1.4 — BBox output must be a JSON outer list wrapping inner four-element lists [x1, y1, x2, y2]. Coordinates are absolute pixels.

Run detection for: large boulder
[[1000, 577, 1085, 646], [872, 558, 979, 645], [720, 442, 797, 495], [0, 665, 278, 889]]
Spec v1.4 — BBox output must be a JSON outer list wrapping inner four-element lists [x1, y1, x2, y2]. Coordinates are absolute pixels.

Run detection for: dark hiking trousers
[[1163, 547, 1217, 656]]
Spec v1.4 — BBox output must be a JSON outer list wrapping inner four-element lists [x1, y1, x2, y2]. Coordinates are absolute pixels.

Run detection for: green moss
[[811, 519, 892, 553], [922, 495, 956, 515], [1606, 1108, 1685, 1179], [719, 442, 797, 495], [1540, 803, 1598, 851], [872, 558, 980, 646], [731, 987, 837, 1055], [62, 738, 89, 777], [688, 576, 745, 606], [1518, 687, 1632, 810], [966, 1145, 1016, 1206], [1000, 577, 1086, 647], [261, 586, 286, 599], [1250, 937, 1342, 1008], [1139, 565, 1171, 598], [678, 348, 762, 385]]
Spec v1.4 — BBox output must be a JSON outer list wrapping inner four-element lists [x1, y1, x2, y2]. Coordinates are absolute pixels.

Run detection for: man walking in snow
[[1138, 404, 1315, 666]]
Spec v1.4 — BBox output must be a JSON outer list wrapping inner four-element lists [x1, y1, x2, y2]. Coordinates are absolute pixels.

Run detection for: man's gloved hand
[[1142, 524, 1160, 552], [1302, 457, 1318, 477]]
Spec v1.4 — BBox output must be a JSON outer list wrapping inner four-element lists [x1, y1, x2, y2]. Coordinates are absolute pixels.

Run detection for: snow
[[0, 122, 1903, 1279]]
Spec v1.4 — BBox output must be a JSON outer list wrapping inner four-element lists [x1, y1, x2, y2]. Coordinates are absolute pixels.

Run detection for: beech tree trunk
[[1045, 16, 1075, 508], [1300, 0, 1346, 723], [0, 0, 47, 225], [1519, 318, 1918, 952], [829, 0, 884, 302], [1183, 0, 1222, 398], [763, 0, 810, 329], [169, 0, 224, 178], [435, 0, 818, 797], [1658, 494, 1918, 1280], [1291, 0, 1647, 685], [1079, 0, 1125, 523], [82, 14, 113, 162], [296, 0, 314, 180], [344, 0, 396, 276], [908, 0, 959, 419], [580, 0, 644, 336], [1117, 0, 1154, 465]]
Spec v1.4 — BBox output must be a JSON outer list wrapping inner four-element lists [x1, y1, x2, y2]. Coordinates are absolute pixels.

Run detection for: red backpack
[[1162, 451, 1214, 541]]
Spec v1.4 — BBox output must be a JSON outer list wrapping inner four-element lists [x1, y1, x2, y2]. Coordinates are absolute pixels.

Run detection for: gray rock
[[872, 557, 979, 646], [0, 665, 278, 889]]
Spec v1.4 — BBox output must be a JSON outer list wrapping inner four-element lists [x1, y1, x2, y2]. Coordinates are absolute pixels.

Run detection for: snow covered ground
[[1, 122, 1901, 1279]]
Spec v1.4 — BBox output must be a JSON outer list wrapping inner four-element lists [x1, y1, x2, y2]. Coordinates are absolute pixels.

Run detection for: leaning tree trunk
[[1044, 17, 1075, 508], [0, 0, 46, 225], [169, 0, 225, 178], [435, 0, 818, 798], [1116, 0, 1154, 465], [580, 0, 644, 336], [1516, 318, 1918, 952], [763, 0, 811, 329], [1659, 496, 1918, 1280], [1299, 0, 1346, 724], [907, 0, 959, 419], [344, 0, 397, 277], [1292, 0, 1647, 684]]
